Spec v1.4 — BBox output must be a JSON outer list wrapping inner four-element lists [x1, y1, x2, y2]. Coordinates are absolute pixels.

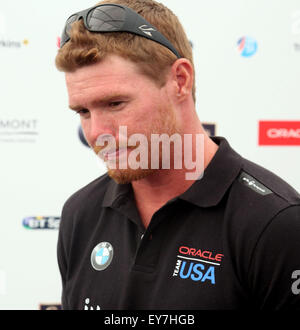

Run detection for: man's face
[[66, 55, 180, 183]]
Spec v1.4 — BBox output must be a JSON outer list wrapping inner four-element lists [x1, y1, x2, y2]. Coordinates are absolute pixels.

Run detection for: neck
[[132, 123, 219, 229]]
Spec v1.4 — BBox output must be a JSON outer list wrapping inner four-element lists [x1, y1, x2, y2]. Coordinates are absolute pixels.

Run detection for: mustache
[[94, 144, 133, 157], [93, 134, 136, 159]]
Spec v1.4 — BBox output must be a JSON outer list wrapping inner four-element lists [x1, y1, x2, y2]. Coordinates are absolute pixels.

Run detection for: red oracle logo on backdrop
[[259, 121, 300, 146]]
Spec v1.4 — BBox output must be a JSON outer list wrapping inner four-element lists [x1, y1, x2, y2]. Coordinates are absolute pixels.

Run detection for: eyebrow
[[69, 93, 130, 111]]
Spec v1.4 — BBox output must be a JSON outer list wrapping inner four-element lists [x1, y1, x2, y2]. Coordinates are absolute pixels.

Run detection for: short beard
[[107, 167, 155, 184], [104, 103, 180, 184]]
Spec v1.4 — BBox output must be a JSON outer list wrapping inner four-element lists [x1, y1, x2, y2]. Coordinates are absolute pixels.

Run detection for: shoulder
[[225, 156, 300, 300], [225, 156, 300, 262], [228, 157, 300, 224], [239, 158, 300, 206]]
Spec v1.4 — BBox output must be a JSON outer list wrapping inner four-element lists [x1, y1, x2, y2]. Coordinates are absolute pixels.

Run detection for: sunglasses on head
[[60, 3, 181, 59]]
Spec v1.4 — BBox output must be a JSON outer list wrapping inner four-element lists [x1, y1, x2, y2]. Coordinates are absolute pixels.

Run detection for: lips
[[105, 147, 128, 161], [95, 146, 128, 161]]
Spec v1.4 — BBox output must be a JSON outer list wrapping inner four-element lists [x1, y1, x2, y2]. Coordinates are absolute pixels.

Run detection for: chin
[[107, 168, 155, 184]]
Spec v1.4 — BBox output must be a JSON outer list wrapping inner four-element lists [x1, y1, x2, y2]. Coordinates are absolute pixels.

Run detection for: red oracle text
[[179, 246, 224, 262]]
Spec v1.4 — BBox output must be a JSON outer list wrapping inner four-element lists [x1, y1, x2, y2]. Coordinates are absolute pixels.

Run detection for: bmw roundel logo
[[91, 242, 114, 271]]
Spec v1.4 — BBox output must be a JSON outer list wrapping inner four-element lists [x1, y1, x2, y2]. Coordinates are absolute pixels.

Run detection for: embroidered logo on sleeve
[[238, 172, 273, 196]]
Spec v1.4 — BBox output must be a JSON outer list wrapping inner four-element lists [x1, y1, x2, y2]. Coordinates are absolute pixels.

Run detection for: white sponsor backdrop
[[0, 0, 299, 309]]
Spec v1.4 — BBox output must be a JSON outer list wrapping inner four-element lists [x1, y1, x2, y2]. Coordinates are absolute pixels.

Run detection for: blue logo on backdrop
[[237, 36, 258, 57], [78, 125, 90, 148]]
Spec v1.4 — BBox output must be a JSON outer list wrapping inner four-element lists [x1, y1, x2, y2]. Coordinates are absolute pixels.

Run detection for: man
[[56, 0, 300, 310]]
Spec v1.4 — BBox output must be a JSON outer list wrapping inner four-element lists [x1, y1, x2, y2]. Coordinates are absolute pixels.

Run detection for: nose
[[82, 111, 115, 148]]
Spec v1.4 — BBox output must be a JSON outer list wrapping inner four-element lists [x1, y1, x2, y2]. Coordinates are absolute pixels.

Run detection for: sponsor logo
[[91, 242, 114, 271], [84, 298, 100, 310], [172, 246, 224, 284], [138, 25, 156, 37], [259, 121, 300, 146], [238, 172, 273, 196], [0, 39, 29, 48], [237, 36, 258, 57], [0, 118, 38, 143], [22, 216, 60, 230]]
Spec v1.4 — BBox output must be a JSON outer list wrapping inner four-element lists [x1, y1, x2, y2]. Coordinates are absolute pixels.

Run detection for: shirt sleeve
[[248, 205, 300, 310]]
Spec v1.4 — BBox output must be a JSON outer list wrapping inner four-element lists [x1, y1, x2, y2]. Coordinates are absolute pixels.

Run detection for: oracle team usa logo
[[91, 242, 114, 271], [172, 245, 224, 285]]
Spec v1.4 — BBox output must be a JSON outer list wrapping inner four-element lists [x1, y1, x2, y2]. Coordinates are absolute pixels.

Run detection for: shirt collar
[[102, 175, 132, 208], [179, 136, 243, 207], [102, 136, 243, 208]]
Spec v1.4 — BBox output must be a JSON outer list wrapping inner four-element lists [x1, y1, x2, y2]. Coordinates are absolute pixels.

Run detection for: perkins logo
[[0, 39, 29, 48], [22, 216, 60, 230], [172, 246, 224, 285], [259, 121, 300, 146]]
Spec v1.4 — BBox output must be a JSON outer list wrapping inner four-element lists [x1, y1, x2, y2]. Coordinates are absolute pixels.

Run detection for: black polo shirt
[[57, 137, 300, 310]]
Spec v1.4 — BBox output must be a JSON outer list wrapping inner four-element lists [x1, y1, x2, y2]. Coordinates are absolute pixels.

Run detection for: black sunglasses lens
[[86, 6, 126, 31], [60, 14, 78, 48], [65, 14, 78, 35]]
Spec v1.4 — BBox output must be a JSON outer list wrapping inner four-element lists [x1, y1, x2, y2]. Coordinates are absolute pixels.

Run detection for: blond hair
[[55, 0, 195, 101]]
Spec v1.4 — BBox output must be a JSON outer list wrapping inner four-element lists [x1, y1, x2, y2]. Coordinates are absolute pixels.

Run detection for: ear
[[170, 58, 194, 102]]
